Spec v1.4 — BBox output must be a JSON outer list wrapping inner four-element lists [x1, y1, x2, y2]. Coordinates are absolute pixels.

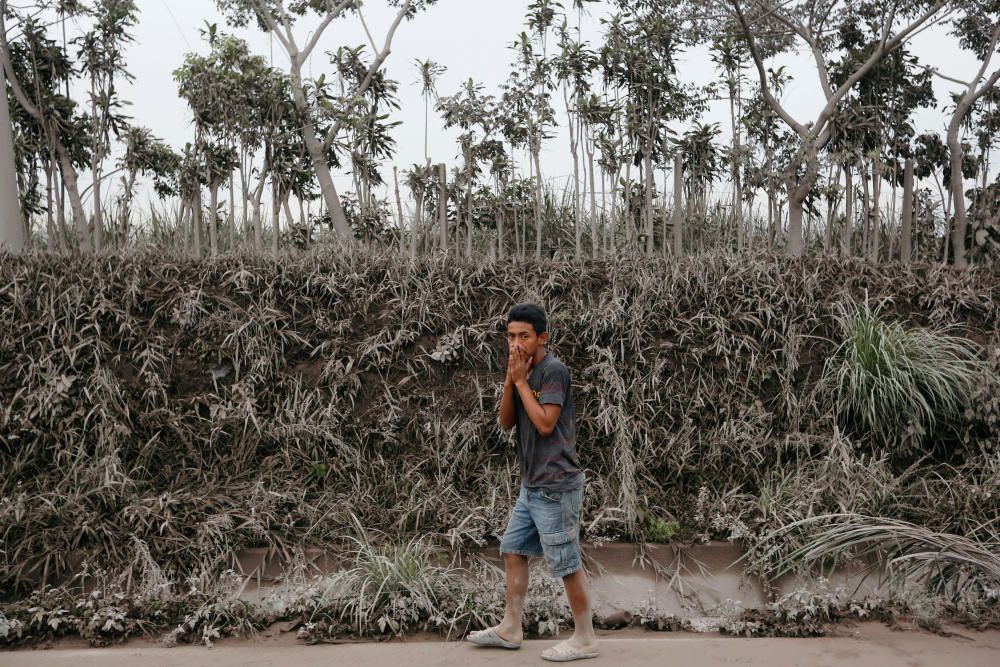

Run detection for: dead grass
[[1, 249, 998, 594]]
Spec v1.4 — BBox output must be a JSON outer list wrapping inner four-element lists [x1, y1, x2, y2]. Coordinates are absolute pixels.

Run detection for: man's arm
[[499, 378, 518, 430], [513, 381, 562, 436]]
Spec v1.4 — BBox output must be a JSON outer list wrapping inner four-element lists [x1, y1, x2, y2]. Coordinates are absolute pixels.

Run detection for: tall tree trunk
[[57, 149, 89, 252], [438, 163, 448, 254], [283, 195, 295, 248], [411, 190, 423, 260], [240, 156, 250, 244], [44, 161, 57, 250], [251, 187, 264, 253], [602, 169, 611, 255], [209, 181, 220, 257], [532, 147, 543, 260], [587, 145, 598, 259], [90, 80, 104, 253], [271, 179, 280, 255], [497, 203, 505, 260], [784, 147, 818, 258], [946, 29, 1000, 269], [900, 158, 914, 264], [192, 192, 203, 258], [229, 171, 238, 251], [393, 167, 405, 255], [180, 201, 189, 254], [861, 169, 871, 257], [766, 183, 776, 250], [870, 169, 881, 262], [623, 160, 632, 246], [672, 153, 683, 257], [465, 145, 473, 259], [0, 72, 26, 252], [643, 149, 654, 256], [287, 58, 351, 241]]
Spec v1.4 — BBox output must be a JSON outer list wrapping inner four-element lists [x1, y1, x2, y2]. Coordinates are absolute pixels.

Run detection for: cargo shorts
[[499, 482, 584, 578]]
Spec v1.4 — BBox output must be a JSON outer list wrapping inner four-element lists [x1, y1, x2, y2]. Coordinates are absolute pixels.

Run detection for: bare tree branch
[[322, 0, 414, 152], [729, 0, 807, 135]]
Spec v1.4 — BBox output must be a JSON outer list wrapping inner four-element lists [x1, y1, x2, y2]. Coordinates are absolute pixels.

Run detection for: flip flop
[[466, 627, 522, 649], [541, 639, 600, 662]]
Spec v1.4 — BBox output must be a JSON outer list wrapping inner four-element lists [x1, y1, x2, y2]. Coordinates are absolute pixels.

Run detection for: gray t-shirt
[[514, 353, 584, 490]]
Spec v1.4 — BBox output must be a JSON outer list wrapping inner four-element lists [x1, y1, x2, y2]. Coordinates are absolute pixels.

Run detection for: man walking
[[467, 303, 598, 662]]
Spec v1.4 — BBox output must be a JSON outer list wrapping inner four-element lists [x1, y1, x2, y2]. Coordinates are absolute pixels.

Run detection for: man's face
[[507, 321, 547, 358]]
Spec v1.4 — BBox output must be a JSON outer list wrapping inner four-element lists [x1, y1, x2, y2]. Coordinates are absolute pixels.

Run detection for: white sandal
[[541, 639, 600, 662], [466, 627, 522, 649]]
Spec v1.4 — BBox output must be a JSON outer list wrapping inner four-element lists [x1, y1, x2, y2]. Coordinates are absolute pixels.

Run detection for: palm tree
[[413, 58, 446, 165]]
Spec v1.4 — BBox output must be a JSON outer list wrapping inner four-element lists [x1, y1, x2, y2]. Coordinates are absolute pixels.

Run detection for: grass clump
[[641, 512, 680, 543], [755, 514, 1000, 604], [823, 299, 985, 454]]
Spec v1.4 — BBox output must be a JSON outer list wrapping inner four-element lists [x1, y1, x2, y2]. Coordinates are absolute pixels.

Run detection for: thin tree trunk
[[497, 202, 505, 260], [283, 195, 295, 248], [0, 65, 24, 252], [643, 149, 654, 256], [900, 158, 914, 264], [672, 153, 683, 257], [393, 166, 405, 255], [44, 161, 56, 249], [623, 160, 632, 246], [861, 169, 871, 257], [209, 181, 220, 257], [602, 169, 611, 255], [192, 192, 204, 258], [90, 79, 104, 253], [532, 148, 543, 260], [229, 171, 237, 251], [438, 163, 448, 254], [271, 179, 280, 255], [411, 190, 423, 260], [870, 169, 881, 262], [587, 145, 598, 259], [465, 145, 473, 259]]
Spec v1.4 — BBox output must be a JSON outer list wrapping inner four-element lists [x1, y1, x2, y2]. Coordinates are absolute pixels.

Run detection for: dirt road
[[6, 623, 1000, 667]]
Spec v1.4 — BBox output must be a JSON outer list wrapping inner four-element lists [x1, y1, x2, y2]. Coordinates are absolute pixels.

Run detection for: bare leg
[[563, 568, 597, 646], [494, 553, 529, 642]]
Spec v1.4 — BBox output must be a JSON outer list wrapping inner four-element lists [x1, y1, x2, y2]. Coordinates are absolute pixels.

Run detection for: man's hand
[[508, 344, 532, 386]]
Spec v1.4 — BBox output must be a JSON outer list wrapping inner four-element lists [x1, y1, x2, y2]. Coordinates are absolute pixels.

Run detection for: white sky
[[54, 0, 985, 201]]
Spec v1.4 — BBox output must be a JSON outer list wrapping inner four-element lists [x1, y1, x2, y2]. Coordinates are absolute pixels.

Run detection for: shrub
[[822, 299, 985, 455]]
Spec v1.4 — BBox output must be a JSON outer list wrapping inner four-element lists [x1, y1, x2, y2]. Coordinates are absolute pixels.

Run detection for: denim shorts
[[499, 482, 584, 578]]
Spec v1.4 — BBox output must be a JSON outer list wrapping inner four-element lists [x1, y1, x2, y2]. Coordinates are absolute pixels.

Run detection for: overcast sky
[[56, 1, 984, 199]]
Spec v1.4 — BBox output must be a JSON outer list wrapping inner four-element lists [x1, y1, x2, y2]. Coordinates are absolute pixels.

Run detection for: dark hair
[[507, 303, 547, 335]]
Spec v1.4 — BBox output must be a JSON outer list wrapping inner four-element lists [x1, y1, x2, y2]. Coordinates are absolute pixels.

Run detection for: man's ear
[[539, 331, 550, 345]]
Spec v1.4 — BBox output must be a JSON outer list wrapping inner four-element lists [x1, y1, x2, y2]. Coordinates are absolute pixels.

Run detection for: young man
[[467, 303, 598, 662]]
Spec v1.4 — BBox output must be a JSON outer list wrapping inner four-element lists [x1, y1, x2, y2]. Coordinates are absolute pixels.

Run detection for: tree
[[715, 0, 955, 257], [1, 5, 92, 251], [554, 19, 598, 259], [502, 31, 556, 259], [176, 29, 268, 254], [75, 0, 138, 252], [214, 0, 437, 243], [938, 4, 1000, 269], [413, 58, 445, 164], [116, 126, 179, 246], [438, 78, 501, 258], [602, 4, 701, 255], [0, 62, 25, 252]]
